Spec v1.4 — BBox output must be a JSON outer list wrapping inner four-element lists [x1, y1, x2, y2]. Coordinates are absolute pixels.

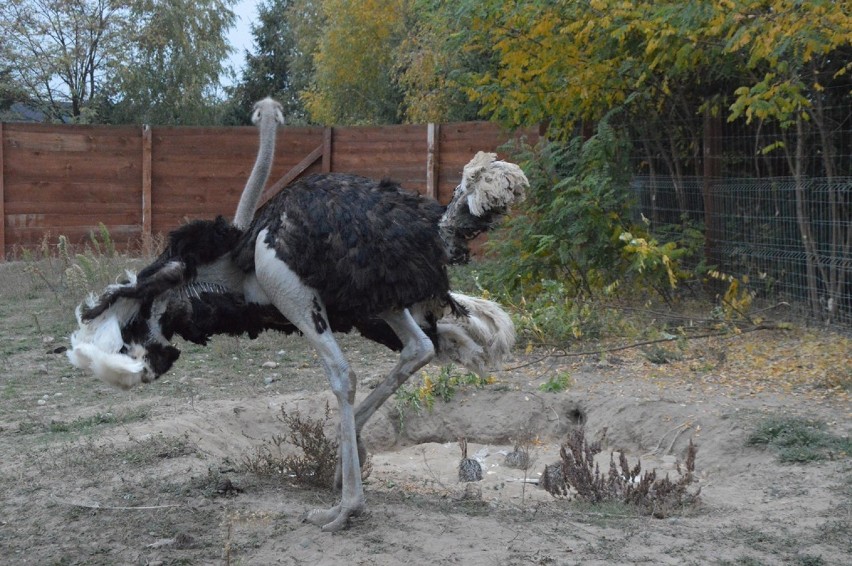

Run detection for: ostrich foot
[[302, 501, 366, 532]]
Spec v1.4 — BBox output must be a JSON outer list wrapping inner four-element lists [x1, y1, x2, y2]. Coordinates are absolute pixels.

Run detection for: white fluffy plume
[[434, 292, 515, 376], [461, 151, 528, 217], [67, 296, 147, 390]]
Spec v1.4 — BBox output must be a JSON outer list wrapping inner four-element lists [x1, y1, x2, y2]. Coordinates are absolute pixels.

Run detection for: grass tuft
[[747, 415, 850, 463]]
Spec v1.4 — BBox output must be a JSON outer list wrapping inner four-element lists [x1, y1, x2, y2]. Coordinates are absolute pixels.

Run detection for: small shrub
[[539, 372, 572, 393], [708, 270, 757, 321], [395, 365, 494, 418], [747, 416, 850, 463], [543, 428, 701, 518], [642, 345, 684, 365], [243, 403, 349, 490]]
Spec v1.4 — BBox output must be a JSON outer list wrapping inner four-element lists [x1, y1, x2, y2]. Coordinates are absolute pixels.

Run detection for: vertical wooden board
[[323, 127, 332, 173], [0, 123, 5, 260], [426, 123, 439, 200], [142, 125, 152, 242]]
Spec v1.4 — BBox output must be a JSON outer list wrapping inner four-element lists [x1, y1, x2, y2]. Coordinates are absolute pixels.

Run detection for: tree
[[302, 0, 409, 125], [461, 0, 851, 322], [394, 0, 488, 123], [224, 0, 308, 125], [104, 0, 236, 125], [0, 0, 129, 122]]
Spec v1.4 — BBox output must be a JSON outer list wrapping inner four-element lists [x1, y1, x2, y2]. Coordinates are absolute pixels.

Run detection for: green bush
[[482, 119, 696, 311]]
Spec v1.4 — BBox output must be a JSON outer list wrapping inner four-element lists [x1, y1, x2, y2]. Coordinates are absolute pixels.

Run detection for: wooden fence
[[0, 121, 538, 259]]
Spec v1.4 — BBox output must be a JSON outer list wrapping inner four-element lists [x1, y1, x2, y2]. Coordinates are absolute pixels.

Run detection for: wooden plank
[[4, 186, 140, 209], [333, 124, 425, 141], [0, 122, 5, 260], [142, 125, 152, 242], [5, 201, 138, 215], [323, 127, 332, 173], [3, 156, 141, 180], [3, 127, 140, 152], [6, 211, 140, 229], [426, 123, 439, 200], [258, 142, 324, 208]]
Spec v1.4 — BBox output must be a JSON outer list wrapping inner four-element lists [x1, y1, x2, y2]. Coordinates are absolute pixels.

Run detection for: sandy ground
[[0, 267, 849, 565]]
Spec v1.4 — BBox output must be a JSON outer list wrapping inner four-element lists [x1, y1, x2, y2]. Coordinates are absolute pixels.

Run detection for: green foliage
[[458, 0, 851, 137], [0, 0, 129, 122], [539, 372, 572, 393], [394, 0, 488, 123], [481, 120, 694, 316], [104, 0, 236, 125], [302, 0, 408, 124], [506, 281, 634, 343], [223, 0, 308, 125], [395, 365, 494, 422], [747, 416, 850, 463], [708, 271, 757, 321]]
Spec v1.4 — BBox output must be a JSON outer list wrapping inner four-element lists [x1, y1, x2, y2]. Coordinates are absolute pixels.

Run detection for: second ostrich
[[67, 97, 528, 532]]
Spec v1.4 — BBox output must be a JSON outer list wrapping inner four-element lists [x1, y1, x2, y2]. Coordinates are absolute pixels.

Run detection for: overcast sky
[[225, 0, 259, 81]]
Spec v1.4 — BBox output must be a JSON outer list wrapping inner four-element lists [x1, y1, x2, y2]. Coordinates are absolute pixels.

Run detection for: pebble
[[262, 361, 278, 369]]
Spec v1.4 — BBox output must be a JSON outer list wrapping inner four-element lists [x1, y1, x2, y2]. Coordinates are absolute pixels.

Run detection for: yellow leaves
[[304, 0, 408, 124], [619, 232, 682, 289], [708, 270, 756, 319]]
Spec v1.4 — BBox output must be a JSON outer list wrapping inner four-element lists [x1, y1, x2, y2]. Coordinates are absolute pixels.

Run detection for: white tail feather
[[67, 300, 147, 389], [434, 292, 515, 376]]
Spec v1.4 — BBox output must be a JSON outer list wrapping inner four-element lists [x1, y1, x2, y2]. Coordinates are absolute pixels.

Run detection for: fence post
[[426, 123, 440, 200], [322, 127, 333, 173], [0, 122, 4, 261], [142, 125, 152, 253]]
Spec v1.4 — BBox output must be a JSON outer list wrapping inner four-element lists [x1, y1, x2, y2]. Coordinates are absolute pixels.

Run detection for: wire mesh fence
[[631, 175, 851, 327], [626, 86, 851, 327]]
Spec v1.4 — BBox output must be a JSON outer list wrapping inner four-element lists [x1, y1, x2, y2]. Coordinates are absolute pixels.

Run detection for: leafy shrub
[[481, 119, 696, 313], [543, 428, 701, 518], [395, 365, 494, 426], [747, 416, 850, 463], [243, 403, 341, 489], [539, 372, 572, 393]]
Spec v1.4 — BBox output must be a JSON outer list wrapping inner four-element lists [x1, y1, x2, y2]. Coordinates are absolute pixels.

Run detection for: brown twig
[[51, 495, 178, 510], [504, 322, 783, 371]]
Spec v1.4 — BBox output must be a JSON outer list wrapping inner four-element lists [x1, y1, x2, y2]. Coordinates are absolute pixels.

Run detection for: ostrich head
[[67, 217, 244, 389], [439, 151, 529, 264]]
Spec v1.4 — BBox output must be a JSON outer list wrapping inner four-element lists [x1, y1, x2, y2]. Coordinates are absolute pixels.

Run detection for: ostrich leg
[[254, 233, 364, 532], [354, 309, 435, 433], [333, 311, 435, 489]]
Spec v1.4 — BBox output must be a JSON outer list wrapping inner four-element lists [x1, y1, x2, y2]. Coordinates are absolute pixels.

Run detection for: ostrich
[[67, 97, 528, 532]]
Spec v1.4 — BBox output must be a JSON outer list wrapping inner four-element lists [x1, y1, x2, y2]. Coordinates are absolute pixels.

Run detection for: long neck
[[439, 192, 502, 265], [233, 108, 278, 230]]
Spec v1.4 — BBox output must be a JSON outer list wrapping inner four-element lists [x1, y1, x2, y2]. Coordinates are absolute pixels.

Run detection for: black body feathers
[[113, 173, 458, 354], [239, 173, 453, 316]]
